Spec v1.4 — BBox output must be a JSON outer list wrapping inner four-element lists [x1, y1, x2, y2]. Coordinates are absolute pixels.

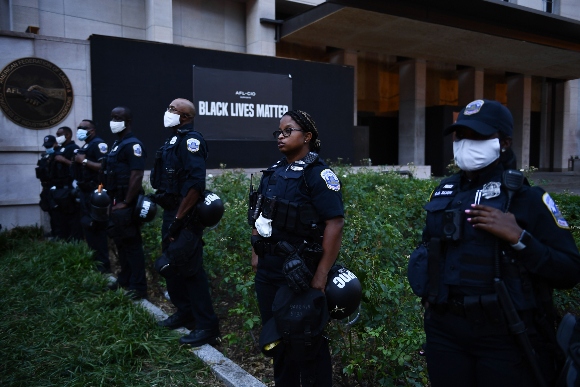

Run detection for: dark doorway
[[358, 114, 399, 165]]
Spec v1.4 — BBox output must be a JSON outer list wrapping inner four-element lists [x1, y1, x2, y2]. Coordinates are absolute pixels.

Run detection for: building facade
[[1, 0, 579, 229]]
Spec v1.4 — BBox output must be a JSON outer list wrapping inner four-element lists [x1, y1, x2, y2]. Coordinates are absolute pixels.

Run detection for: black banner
[[193, 67, 291, 140]]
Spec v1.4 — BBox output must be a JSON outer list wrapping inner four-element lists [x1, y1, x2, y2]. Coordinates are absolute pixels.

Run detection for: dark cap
[[42, 135, 56, 148], [444, 99, 513, 137]]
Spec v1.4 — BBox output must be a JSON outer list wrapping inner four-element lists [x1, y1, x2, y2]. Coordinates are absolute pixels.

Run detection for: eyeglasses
[[167, 106, 190, 118], [272, 128, 304, 139]]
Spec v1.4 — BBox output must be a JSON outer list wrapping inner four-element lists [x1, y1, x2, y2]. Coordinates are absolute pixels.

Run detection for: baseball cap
[[444, 99, 513, 137], [42, 135, 56, 148]]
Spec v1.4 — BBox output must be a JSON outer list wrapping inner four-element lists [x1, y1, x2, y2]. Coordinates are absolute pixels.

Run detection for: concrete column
[[553, 82, 566, 171], [457, 67, 484, 107], [329, 49, 358, 125], [146, 0, 173, 43], [246, 0, 275, 56], [398, 59, 426, 165], [539, 79, 552, 171], [561, 79, 580, 170], [507, 74, 532, 169]]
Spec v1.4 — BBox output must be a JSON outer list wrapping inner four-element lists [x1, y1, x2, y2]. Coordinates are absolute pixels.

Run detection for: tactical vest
[[35, 153, 55, 187], [150, 130, 206, 194], [106, 136, 143, 201], [255, 153, 323, 241], [73, 136, 106, 191], [425, 172, 535, 310], [51, 146, 73, 187]]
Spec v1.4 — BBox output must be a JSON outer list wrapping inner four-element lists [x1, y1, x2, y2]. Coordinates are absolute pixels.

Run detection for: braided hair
[[283, 110, 321, 153]]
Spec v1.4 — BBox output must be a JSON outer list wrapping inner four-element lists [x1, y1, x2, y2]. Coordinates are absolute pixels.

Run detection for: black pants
[[162, 209, 218, 330], [51, 204, 83, 242], [424, 306, 558, 387], [113, 224, 147, 293], [255, 253, 332, 387], [79, 190, 110, 272]]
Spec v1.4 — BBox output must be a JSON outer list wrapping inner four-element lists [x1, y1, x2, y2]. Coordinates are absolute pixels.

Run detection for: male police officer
[[105, 106, 147, 300], [73, 119, 111, 273], [52, 126, 82, 241], [152, 98, 220, 346], [36, 135, 59, 238]]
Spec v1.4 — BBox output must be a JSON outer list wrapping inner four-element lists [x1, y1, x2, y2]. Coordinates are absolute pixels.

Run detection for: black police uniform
[[252, 152, 344, 387], [36, 149, 59, 237], [106, 132, 147, 296], [72, 136, 111, 272], [50, 141, 82, 241], [408, 164, 580, 386], [150, 123, 218, 330]]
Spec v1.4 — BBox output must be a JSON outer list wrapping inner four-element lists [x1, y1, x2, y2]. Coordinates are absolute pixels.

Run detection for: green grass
[[0, 226, 215, 387]]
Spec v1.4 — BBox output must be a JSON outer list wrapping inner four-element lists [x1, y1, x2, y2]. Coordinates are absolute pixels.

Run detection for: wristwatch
[[511, 230, 532, 251], [82, 158, 88, 166]]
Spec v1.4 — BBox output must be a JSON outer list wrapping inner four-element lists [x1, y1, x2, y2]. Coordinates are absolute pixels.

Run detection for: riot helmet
[[325, 265, 362, 321], [133, 194, 157, 223], [90, 185, 111, 222], [196, 190, 224, 229]]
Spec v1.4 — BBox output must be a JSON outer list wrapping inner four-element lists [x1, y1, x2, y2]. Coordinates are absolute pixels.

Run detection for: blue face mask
[[77, 129, 88, 141], [45, 147, 55, 155]]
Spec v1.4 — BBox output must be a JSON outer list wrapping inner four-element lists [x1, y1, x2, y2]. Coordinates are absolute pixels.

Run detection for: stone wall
[[0, 31, 91, 231]]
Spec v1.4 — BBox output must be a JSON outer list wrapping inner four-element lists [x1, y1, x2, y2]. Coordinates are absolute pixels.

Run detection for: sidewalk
[[529, 171, 580, 195]]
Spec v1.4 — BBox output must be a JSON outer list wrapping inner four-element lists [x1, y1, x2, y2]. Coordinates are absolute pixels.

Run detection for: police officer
[[407, 99, 580, 386], [36, 134, 59, 238], [51, 126, 82, 241], [250, 110, 344, 386], [72, 119, 111, 273], [105, 106, 147, 300], [152, 98, 220, 346]]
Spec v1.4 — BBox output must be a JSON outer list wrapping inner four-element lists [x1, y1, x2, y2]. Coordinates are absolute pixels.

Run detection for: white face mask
[[453, 138, 500, 171], [164, 111, 181, 128], [77, 129, 88, 141], [110, 121, 126, 134], [56, 135, 65, 145]]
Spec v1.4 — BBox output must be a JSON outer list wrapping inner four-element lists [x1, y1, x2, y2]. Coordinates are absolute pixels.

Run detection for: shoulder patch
[[186, 138, 200, 153], [320, 169, 340, 191], [98, 143, 108, 154], [542, 192, 569, 229], [133, 144, 142, 157]]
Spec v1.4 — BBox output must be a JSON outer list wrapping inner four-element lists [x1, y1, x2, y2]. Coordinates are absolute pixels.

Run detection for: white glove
[[255, 213, 272, 238]]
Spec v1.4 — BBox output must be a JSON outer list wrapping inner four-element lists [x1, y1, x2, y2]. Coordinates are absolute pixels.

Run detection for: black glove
[[145, 193, 157, 203], [276, 241, 313, 293], [166, 217, 184, 241]]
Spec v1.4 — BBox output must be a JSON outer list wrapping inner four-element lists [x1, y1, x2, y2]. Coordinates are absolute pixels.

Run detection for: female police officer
[[408, 99, 580, 386], [250, 110, 344, 386]]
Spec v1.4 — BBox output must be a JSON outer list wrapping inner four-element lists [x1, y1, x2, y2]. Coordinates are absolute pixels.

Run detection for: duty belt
[[431, 296, 466, 317]]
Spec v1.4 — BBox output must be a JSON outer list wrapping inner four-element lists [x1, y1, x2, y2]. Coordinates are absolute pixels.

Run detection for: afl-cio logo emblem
[[0, 57, 74, 129]]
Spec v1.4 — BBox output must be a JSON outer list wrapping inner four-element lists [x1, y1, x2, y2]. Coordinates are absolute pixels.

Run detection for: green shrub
[[139, 169, 580, 386]]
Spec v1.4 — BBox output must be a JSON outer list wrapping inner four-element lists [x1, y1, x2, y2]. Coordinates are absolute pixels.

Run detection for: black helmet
[[133, 194, 157, 223], [325, 265, 362, 320], [89, 187, 111, 222], [196, 190, 224, 229]]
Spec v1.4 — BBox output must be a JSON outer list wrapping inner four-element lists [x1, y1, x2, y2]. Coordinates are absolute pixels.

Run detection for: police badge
[[187, 138, 200, 153], [320, 169, 340, 191], [133, 144, 142, 157]]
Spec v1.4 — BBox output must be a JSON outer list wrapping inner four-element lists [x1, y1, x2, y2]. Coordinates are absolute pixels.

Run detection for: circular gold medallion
[[0, 57, 74, 129]]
